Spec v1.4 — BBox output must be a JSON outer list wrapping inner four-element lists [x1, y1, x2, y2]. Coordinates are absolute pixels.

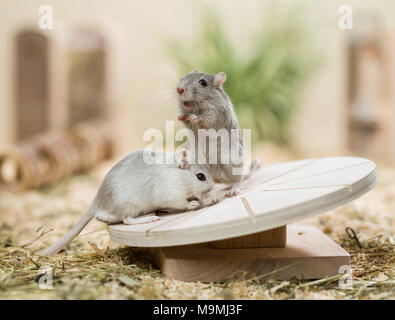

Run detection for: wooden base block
[[149, 225, 350, 282]]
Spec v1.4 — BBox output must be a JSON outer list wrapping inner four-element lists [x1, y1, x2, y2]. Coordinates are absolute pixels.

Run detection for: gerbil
[[42, 149, 220, 256], [176, 70, 260, 184]]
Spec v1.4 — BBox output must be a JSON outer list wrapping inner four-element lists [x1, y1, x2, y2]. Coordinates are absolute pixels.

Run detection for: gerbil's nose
[[177, 87, 184, 95]]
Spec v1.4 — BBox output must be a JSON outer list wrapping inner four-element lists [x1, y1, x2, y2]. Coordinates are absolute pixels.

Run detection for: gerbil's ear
[[190, 69, 198, 74], [178, 150, 191, 170], [214, 72, 226, 88]]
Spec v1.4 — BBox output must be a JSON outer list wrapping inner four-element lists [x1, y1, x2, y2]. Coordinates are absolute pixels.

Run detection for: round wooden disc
[[108, 157, 377, 247]]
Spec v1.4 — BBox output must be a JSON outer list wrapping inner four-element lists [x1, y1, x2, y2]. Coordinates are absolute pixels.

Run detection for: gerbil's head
[[176, 70, 228, 112], [177, 150, 214, 196]]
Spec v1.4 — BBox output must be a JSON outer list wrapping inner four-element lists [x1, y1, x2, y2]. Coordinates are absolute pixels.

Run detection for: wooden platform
[[108, 157, 376, 282], [149, 225, 350, 282], [109, 157, 377, 247]]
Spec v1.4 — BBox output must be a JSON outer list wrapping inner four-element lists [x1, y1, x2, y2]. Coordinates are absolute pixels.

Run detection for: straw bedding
[[0, 146, 393, 299]]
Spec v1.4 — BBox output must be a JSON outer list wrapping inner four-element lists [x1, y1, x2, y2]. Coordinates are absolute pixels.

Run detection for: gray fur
[[177, 71, 246, 184], [42, 150, 219, 256]]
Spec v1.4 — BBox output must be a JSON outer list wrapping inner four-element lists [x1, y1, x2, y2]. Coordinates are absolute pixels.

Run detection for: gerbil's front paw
[[178, 113, 187, 121], [186, 200, 201, 211], [187, 114, 200, 124]]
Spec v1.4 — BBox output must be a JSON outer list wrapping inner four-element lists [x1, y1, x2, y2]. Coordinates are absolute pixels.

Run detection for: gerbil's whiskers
[[154, 88, 179, 110]]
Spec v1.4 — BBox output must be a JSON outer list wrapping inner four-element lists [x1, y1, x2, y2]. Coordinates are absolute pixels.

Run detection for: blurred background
[[0, 1, 394, 300], [0, 0, 395, 190]]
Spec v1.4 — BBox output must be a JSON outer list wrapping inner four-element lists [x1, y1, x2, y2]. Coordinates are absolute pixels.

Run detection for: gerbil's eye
[[199, 79, 207, 87], [196, 173, 206, 181]]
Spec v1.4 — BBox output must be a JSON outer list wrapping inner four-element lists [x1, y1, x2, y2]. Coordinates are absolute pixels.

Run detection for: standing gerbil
[[42, 149, 220, 256], [176, 71, 260, 185]]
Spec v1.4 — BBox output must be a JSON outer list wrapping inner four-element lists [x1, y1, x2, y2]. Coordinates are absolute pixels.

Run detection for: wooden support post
[[210, 226, 286, 249]]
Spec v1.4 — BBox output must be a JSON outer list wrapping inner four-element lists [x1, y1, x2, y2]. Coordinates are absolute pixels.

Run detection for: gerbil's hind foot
[[95, 211, 122, 224], [250, 156, 262, 172], [225, 186, 241, 198], [186, 200, 201, 211], [241, 157, 262, 182], [123, 214, 160, 225], [221, 183, 242, 196]]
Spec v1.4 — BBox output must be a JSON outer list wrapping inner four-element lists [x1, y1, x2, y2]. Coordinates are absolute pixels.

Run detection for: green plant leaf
[[165, 5, 320, 144]]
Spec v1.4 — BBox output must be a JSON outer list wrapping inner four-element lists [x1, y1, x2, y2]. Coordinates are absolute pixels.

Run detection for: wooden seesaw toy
[[108, 157, 377, 282]]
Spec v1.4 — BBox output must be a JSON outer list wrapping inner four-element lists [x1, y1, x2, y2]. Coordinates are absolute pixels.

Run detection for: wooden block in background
[[149, 225, 350, 282], [15, 31, 51, 140], [67, 30, 110, 126], [210, 226, 286, 249], [14, 26, 118, 142]]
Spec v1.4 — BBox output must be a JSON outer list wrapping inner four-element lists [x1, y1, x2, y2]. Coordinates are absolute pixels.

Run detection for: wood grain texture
[[149, 225, 350, 282], [210, 226, 286, 248]]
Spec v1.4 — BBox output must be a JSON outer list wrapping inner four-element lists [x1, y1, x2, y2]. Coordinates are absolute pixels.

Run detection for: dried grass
[[0, 145, 393, 300]]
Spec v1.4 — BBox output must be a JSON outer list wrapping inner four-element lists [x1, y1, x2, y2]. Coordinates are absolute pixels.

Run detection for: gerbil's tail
[[41, 207, 96, 256]]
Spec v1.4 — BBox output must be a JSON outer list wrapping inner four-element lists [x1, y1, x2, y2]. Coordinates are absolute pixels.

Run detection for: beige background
[[0, 0, 394, 156]]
